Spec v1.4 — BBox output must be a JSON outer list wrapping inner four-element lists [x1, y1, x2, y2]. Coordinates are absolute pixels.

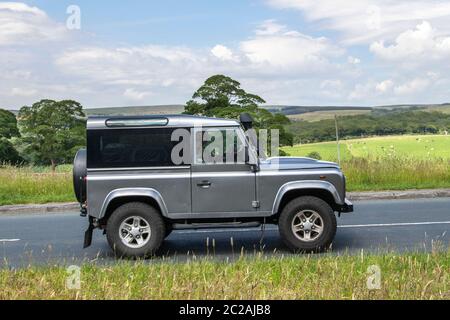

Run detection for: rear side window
[[87, 128, 188, 168]]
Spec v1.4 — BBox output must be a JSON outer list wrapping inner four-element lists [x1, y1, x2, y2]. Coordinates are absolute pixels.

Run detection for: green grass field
[[283, 135, 450, 161], [347, 135, 450, 160], [0, 251, 447, 299], [283, 134, 450, 191]]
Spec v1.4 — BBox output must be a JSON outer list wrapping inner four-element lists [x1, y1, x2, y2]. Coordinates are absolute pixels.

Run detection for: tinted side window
[[195, 128, 245, 164], [87, 128, 188, 168]]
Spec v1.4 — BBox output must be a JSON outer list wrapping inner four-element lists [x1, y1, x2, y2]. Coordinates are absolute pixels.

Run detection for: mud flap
[[83, 217, 95, 248]]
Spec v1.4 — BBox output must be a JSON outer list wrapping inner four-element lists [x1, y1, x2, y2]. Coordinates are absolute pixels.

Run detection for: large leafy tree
[[0, 108, 22, 164], [184, 75, 293, 148], [18, 99, 86, 171], [0, 138, 22, 164], [0, 109, 19, 138]]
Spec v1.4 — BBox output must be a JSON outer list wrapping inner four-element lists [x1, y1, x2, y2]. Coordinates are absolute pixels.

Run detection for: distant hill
[[264, 105, 372, 115], [266, 103, 450, 121], [8, 102, 450, 121], [85, 105, 184, 116]]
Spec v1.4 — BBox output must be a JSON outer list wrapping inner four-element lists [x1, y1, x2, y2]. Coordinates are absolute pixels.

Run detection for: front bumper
[[339, 198, 354, 213]]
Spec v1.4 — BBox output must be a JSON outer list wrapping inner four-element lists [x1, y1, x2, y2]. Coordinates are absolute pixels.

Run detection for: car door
[[191, 127, 257, 215]]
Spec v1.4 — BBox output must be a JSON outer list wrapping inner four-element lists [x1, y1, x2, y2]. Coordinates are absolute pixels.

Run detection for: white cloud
[[349, 77, 431, 102], [123, 88, 152, 101], [376, 80, 394, 93], [2, 2, 450, 108], [267, 0, 450, 44], [318, 80, 345, 99], [347, 56, 361, 64], [394, 78, 429, 95], [348, 82, 374, 101], [211, 45, 235, 61], [254, 19, 288, 35], [0, 2, 68, 45], [240, 21, 343, 71], [11, 87, 37, 97], [55, 46, 203, 84], [52, 20, 346, 106], [320, 79, 342, 90], [370, 21, 450, 61]]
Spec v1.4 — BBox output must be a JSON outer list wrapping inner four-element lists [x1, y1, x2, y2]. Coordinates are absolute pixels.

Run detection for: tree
[[18, 99, 86, 171], [0, 108, 22, 164], [0, 109, 20, 139], [184, 75, 293, 150], [0, 138, 22, 164], [185, 75, 265, 115]]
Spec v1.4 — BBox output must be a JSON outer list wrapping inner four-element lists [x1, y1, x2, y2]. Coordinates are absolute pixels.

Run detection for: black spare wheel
[[73, 148, 87, 203]]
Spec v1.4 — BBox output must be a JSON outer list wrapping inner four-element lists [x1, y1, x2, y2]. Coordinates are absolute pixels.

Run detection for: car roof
[[87, 114, 241, 129]]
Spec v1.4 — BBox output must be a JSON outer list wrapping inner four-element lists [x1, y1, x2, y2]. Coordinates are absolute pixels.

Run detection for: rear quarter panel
[[86, 167, 191, 218]]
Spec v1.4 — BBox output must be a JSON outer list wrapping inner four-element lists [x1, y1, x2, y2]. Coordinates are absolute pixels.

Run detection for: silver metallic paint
[[84, 116, 349, 221]]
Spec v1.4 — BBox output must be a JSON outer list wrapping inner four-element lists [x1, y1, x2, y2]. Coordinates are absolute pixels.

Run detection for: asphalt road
[[0, 198, 449, 268]]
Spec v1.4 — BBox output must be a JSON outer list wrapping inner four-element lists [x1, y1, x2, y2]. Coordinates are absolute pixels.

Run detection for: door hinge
[[252, 201, 260, 208]]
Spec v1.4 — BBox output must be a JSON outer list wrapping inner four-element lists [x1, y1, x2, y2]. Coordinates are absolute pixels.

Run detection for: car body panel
[[191, 164, 257, 215], [99, 187, 169, 217], [87, 167, 191, 218]]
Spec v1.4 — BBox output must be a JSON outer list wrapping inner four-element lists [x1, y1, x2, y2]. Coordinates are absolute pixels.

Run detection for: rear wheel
[[164, 225, 173, 238], [106, 202, 165, 258], [278, 196, 337, 253]]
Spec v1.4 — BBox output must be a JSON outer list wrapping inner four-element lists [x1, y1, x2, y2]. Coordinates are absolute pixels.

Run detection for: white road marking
[[0, 239, 20, 242], [174, 221, 450, 234], [339, 221, 450, 228]]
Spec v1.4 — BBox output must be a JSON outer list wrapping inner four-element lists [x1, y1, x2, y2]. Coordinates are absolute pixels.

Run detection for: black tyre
[[106, 202, 165, 258], [164, 225, 173, 238], [278, 196, 337, 253], [73, 149, 87, 203]]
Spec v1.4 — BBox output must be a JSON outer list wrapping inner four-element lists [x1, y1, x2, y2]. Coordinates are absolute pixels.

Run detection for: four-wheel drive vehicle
[[73, 114, 353, 258]]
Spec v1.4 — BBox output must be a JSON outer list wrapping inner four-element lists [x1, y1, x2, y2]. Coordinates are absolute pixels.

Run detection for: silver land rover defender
[[73, 114, 353, 258]]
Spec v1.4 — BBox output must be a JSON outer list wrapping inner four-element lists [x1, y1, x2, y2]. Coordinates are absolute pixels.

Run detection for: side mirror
[[240, 113, 253, 131]]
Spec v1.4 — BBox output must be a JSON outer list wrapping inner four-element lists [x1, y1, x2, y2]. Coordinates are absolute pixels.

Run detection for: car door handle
[[197, 181, 211, 188]]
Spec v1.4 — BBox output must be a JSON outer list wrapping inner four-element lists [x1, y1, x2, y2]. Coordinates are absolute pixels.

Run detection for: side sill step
[[172, 221, 261, 230]]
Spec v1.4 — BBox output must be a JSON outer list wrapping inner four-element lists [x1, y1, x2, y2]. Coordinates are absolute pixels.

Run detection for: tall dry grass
[[342, 157, 450, 191], [0, 165, 74, 205], [0, 251, 448, 299]]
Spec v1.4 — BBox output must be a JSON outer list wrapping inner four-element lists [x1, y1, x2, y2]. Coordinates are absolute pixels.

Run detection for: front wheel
[[278, 196, 337, 253], [106, 202, 165, 258]]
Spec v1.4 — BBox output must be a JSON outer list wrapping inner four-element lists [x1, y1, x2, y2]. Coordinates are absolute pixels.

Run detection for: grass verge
[[0, 165, 74, 205], [342, 157, 450, 191], [1, 158, 450, 205], [0, 251, 448, 299]]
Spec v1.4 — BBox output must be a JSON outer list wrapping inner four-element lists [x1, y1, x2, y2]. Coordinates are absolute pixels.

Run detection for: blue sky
[[2, 1, 450, 108], [27, 1, 314, 46]]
